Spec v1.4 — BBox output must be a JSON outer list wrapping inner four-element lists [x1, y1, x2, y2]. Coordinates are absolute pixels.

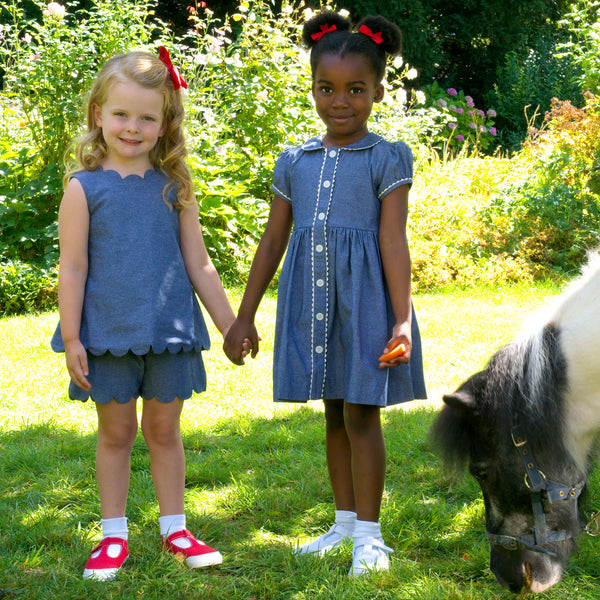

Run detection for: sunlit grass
[[2, 283, 600, 599]]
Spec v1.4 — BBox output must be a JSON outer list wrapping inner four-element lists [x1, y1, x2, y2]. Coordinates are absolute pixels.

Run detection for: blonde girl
[[52, 49, 244, 580]]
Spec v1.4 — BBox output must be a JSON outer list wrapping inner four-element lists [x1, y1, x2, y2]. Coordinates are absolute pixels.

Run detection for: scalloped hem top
[[51, 167, 210, 356]]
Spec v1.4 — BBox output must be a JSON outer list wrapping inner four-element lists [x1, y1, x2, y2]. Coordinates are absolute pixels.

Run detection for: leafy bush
[[0, 260, 57, 315], [478, 94, 600, 276], [413, 83, 498, 155], [487, 31, 584, 151], [557, 0, 600, 95]]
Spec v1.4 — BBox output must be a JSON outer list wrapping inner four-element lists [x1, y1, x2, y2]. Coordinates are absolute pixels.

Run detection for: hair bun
[[302, 10, 352, 48], [357, 15, 402, 56]]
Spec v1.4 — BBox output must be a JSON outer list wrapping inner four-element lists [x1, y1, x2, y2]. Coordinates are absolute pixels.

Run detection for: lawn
[[2, 283, 600, 599]]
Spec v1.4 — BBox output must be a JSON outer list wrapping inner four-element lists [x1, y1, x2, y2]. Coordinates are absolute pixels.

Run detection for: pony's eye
[[470, 464, 488, 482]]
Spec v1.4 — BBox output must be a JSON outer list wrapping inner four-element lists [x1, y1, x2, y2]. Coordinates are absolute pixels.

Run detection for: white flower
[[256, 90, 268, 103], [44, 2, 66, 18], [339, 9, 350, 17], [415, 90, 426, 103], [303, 8, 314, 20], [395, 88, 407, 105], [405, 68, 418, 80], [392, 56, 404, 69]]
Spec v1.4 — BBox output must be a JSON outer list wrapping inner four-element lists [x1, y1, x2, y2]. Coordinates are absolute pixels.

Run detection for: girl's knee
[[344, 403, 381, 435]]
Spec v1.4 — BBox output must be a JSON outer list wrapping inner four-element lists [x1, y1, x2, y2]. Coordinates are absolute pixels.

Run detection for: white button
[[329, 150, 337, 158], [315, 244, 324, 252], [315, 345, 324, 354], [316, 312, 324, 321], [318, 212, 325, 220], [323, 180, 331, 188], [316, 279, 324, 287]]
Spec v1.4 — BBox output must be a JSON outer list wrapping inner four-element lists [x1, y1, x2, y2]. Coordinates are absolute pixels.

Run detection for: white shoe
[[350, 536, 393, 577], [294, 523, 353, 556]]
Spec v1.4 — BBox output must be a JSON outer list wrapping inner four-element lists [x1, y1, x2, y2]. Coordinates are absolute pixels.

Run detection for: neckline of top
[[301, 132, 383, 152], [97, 165, 160, 180]]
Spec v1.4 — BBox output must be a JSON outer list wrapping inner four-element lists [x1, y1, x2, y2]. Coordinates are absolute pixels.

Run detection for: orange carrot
[[378, 342, 406, 362]]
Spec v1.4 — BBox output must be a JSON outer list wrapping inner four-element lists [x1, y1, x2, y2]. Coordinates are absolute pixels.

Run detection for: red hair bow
[[358, 24, 383, 45], [158, 46, 188, 90], [311, 23, 337, 42]]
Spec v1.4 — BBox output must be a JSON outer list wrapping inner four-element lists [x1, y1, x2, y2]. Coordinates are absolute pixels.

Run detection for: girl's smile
[[312, 52, 384, 147], [93, 80, 165, 174]]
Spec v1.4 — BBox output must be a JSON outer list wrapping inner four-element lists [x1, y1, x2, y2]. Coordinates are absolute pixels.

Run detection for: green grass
[[2, 283, 600, 599]]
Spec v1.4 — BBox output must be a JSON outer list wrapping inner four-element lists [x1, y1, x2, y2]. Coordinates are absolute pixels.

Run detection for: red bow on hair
[[158, 46, 188, 90], [358, 24, 383, 45], [311, 23, 337, 42]]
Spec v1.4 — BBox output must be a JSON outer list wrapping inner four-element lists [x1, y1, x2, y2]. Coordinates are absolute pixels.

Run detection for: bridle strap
[[486, 423, 584, 555]]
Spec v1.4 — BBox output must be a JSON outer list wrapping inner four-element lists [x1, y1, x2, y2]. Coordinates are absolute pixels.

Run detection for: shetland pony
[[432, 252, 600, 593]]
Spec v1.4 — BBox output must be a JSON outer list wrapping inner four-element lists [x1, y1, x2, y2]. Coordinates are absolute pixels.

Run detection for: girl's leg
[[324, 398, 355, 512], [343, 402, 385, 522], [295, 399, 357, 556], [140, 396, 185, 516], [95, 399, 139, 518], [343, 402, 391, 576]]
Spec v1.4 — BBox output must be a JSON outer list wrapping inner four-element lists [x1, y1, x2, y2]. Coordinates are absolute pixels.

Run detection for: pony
[[432, 252, 600, 593]]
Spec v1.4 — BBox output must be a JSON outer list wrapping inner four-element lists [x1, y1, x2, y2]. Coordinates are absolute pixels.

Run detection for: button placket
[[310, 147, 338, 397]]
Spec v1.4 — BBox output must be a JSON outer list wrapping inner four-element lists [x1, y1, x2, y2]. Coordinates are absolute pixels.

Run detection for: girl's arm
[[179, 204, 237, 338], [379, 183, 412, 368], [57, 178, 91, 390], [223, 195, 293, 364]]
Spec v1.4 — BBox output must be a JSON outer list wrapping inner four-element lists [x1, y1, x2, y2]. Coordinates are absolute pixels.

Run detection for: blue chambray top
[[51, 167, 210, 356], [271, 132, 427, 406]]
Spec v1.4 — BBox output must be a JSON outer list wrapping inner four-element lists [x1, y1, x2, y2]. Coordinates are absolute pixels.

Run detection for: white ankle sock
[[352, 519, 381, 540], [159, 514, 192, 549], [101, 517, 128, 540], [335, 510, 357, 533]]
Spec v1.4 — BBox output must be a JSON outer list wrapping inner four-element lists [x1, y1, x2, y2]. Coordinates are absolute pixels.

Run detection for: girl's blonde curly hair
[[64, 50, 194, 209]]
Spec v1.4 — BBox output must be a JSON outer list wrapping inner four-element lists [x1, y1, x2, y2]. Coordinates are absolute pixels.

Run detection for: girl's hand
[[379, 322, 411, 369], [64, 339, 91, 391], [224, 318, 260, 365]]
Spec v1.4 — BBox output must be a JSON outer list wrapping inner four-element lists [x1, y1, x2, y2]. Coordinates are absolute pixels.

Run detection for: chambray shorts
[[68, 348, 207, 404]]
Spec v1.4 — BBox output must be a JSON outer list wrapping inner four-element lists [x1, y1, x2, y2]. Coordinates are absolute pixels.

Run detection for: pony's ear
[[443, 372, 483, 418], [443, 390, 478, 415]]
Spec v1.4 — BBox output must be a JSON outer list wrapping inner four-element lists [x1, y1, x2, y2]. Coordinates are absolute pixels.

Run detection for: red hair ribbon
[[358, 24, 383, 45], [158, 46, 188, 90], [311, 23, 338, 42]]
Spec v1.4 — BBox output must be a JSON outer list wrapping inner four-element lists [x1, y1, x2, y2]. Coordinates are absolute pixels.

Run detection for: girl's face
[[93, 80, 165, 173], [312, 52, 384, 147]]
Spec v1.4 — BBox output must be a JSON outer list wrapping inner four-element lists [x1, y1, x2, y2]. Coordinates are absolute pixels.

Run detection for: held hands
[[64, 339, 91, 391], [223, 317, 261, 366], [378, 322, 411, 369]]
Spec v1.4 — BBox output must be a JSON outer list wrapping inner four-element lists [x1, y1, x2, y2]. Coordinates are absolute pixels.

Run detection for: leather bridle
[[485, 422, 585, 556]]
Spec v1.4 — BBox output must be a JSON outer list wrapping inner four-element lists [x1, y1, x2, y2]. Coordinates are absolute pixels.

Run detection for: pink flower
[[437, 99, 447, 108], [487, 109, 497, 117], [456, 135, 465, 142], [455, 107, 464, 114], [465, 96, 473, 103], [490, 127, 497, 135], [448, 122, 457, 130], [477, 109, 485, 117], [469, 122, 477, 129], [449, 105, 457, 112], [447, 88, 458, 96], [466, 100, 475, 108], [479, 126, 487, 133]]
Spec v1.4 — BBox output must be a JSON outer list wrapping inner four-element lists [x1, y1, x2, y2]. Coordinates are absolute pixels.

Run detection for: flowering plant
[[415, 82, 498, 153]]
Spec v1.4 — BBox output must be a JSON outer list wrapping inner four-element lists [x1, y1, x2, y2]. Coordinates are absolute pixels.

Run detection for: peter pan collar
[[301, 132, 383, 152]]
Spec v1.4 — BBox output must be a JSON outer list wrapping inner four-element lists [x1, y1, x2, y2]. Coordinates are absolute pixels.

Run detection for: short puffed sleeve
[[374, 141, 414, 201], [271, 147, 294, 204]]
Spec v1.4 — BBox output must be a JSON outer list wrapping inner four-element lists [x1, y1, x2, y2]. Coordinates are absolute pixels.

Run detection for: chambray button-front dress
[[271, 132, 427, 407]]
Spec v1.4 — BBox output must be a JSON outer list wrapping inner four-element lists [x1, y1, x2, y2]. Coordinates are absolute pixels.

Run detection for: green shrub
[[0, 260, 57, 315]]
